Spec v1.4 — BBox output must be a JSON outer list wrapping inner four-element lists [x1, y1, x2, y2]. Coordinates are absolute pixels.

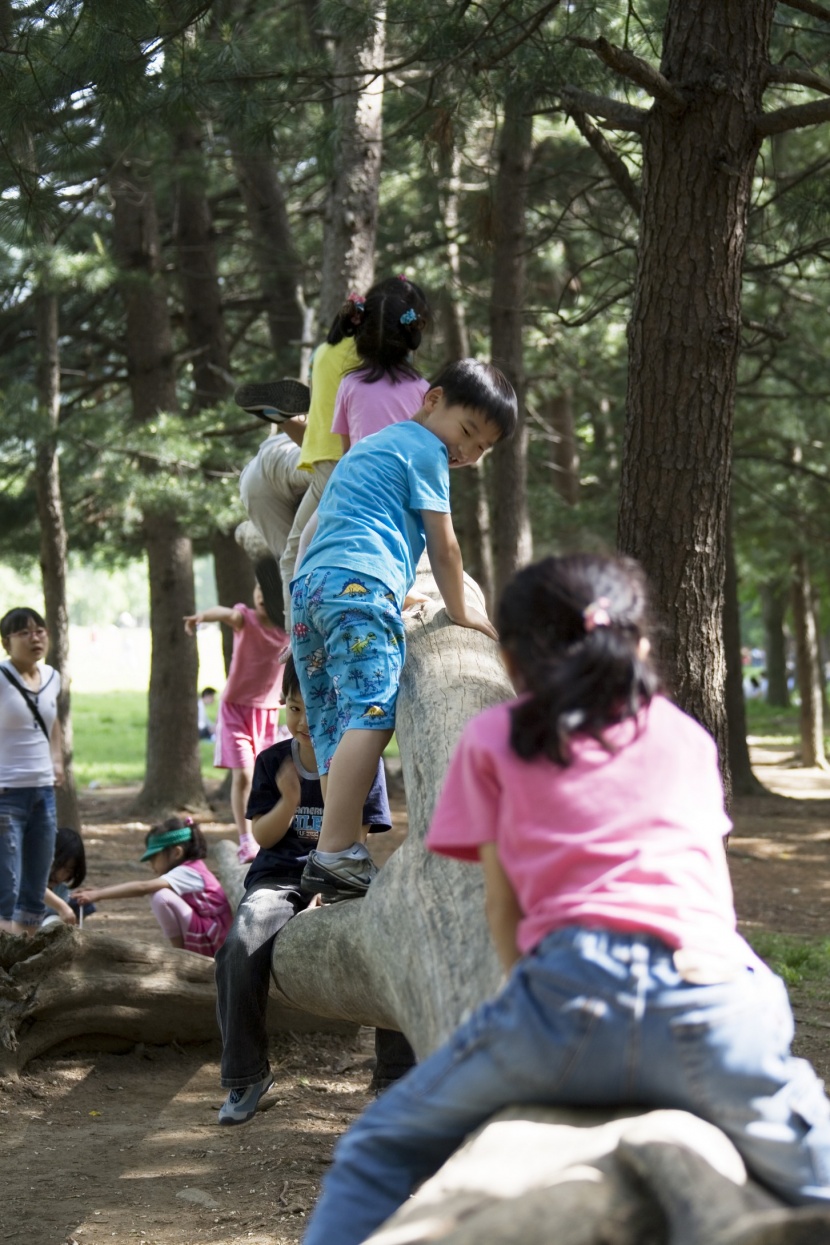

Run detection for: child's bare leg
[[318, 729, 393, 852], [230, 766, 254, 840]]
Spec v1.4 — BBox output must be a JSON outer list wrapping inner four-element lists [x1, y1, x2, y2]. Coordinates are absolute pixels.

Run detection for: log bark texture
[[0, 922, 352, 1078], [264, 567, 509, 1054]]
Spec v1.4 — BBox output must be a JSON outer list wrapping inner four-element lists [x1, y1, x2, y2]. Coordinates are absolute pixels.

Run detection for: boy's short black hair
[[282, 653, 301, 702], [428, 359, 518, 441], [201, 686, 217, 698]]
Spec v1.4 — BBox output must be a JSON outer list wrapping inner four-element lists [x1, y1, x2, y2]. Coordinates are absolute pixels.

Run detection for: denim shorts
[[0, 785, 57, 925], [290, 567, 405, 771]]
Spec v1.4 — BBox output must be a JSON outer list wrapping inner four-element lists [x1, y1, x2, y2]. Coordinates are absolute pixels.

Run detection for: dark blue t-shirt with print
[[244, 737, 392, 888]]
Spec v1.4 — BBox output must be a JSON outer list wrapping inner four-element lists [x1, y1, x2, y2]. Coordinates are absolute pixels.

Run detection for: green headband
[[140, 826, 193, 861]]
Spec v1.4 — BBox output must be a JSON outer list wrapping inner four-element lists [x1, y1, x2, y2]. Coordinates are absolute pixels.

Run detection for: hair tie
[[400, 308, 418, 326], [397, 273, 407, 282], [583, 598, 611, 632]]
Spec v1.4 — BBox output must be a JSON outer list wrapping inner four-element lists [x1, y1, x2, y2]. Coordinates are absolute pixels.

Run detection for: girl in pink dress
[[184, 582, 289, 861], [73, 817, 232, 957], [302, 554, 830, 1245]]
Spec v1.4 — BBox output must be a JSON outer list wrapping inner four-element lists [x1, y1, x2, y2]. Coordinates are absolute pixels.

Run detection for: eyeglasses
[[10, 627, 47, 640]]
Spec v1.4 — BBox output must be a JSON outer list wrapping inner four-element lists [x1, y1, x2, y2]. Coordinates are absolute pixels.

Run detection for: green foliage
[[746, 930, 830, 990]]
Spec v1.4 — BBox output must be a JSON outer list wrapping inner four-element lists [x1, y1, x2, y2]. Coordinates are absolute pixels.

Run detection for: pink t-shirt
[[331, 372, 429, 445], [222, 603, 288, 709], [426, 696, 748, 963]]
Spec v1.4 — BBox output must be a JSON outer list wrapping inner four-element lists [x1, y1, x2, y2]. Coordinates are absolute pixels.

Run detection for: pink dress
[[331, 372, 429, 445], [215, 604, 289, 769]]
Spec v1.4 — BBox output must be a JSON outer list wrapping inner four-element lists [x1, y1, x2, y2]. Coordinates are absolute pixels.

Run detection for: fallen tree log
[[0, 922, 352, 1079]]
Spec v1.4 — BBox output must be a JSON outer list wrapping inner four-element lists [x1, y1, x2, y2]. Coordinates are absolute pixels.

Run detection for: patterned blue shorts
[[290, 567, 406, 772]]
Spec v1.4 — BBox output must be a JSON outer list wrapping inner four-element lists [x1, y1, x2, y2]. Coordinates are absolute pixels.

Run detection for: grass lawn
[[70, 690, 398, 789]]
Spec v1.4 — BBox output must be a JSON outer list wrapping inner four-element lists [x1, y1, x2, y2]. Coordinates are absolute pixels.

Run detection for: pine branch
[[766, 63, 830, 95], [757, 95, 830, 134], [568, 108, 641, 212], [544, 87, 646, 133], [568, 35, 685, 110], [777, 0, 830, 22]]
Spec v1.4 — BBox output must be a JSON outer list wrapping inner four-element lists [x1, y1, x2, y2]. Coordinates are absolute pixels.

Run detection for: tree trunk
[[791, 551, 826, 768], [317, 2, 386, 327], [211, 529, 256, 675], [0, 923, 353, 1078], [760, 581, 789, 707], [232, 147, 307, 373], [489, 92, 533, 602], [174, 123, 231, 409], [33, 285, 80, 829], [111, 154, 206, 814], [548, 391, 580, 507], [617, 1, 776, 777], [723, 512, 764, 797], [439, 142, 495, 611]]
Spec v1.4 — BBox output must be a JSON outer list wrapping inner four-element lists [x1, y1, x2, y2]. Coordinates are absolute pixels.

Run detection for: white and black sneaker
[[234, 378, 311, 423], [218, 1074, 275, 1125]]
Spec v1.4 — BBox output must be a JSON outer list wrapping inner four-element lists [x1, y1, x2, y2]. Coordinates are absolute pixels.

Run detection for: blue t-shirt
[[295, 420, 451, 607], [243, 737, 392, 887]]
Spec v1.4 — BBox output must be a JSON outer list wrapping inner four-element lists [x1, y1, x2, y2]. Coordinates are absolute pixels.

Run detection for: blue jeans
[[0, 785, 57, 926], [302, 928, 830, 1245]]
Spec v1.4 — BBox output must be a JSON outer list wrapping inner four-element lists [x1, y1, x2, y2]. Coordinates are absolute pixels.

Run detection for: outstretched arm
[[422, 510, 498, 640], [183, 606, 244, 636], [72, 877, 172, 905]]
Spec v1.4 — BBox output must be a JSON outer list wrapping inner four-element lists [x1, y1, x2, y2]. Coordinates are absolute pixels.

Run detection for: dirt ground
[[4, 745, 830, 1245]]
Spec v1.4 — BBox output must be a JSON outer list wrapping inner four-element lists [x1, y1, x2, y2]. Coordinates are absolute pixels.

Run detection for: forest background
[[1, 0, 829, 828]]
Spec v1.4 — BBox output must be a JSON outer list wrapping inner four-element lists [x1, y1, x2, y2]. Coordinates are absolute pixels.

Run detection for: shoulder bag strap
[[0, 665, 51, 740]]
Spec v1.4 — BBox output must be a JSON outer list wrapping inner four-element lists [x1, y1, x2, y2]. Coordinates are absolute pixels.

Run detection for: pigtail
[[497, 555, 661, 767]]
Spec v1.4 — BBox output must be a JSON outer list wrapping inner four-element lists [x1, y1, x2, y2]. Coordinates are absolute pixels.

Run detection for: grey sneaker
[[218, 1074, 274, 1125], [301, 850, 378, 901], [234, 378, 311, 423]]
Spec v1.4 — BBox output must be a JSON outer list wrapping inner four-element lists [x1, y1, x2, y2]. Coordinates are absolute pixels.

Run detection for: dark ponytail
[[327, 276, 431, 381], [496, 555, 660, 766]]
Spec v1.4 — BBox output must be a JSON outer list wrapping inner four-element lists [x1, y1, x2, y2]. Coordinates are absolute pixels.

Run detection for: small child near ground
[[42, 826, 95, 925], [215, 655, 392, 1124], [197, 687, 217, 742], [72, 817, 232, 957], [291, 358, 517, 901], [301, 554, 830, 1245], [184, 582, 289, 862], [330, 276, 431, 452]]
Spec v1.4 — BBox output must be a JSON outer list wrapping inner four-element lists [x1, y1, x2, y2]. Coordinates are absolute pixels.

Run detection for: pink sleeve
[[426, 721, 501, 862], [331, 379, 349, 435]]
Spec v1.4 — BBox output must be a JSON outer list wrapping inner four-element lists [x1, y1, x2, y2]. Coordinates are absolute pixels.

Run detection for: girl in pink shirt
[[330, 275, 431, 452], [73, 817, 232, 957], [303, 554, 830, 1245], [184, 581, 288, 861]]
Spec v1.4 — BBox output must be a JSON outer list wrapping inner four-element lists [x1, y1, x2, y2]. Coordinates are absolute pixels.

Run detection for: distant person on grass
[[0, 607, 63, 936], [73, 817, 232, 957], [184, 581, 289, 863], [215, 655, 391, 1125], [198, 687, 217, 742]]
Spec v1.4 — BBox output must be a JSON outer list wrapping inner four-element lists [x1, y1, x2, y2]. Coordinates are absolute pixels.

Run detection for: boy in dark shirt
[[215, 655, 391, 1125]]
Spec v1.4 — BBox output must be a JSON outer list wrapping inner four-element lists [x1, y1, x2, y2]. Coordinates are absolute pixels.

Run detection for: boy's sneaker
[[301, 850, 378, 901], [234, 379, 311, 424], [218, 1074, 274, 1125]]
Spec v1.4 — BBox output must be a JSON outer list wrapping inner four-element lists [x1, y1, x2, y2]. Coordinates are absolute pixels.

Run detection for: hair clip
[[397, 273, 407, 282], [400, 308, 418, 325], [347, 292, 365, 308], [583, 598, 611, 632]]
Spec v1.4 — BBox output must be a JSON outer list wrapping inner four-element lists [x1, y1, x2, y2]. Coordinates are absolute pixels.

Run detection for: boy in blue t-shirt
[[291, 359, 517, 901], [215, 655, 391, 1125]]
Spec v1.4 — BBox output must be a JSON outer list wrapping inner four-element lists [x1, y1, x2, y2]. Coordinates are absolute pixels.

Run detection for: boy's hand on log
[[448, 606, 499, 642]]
